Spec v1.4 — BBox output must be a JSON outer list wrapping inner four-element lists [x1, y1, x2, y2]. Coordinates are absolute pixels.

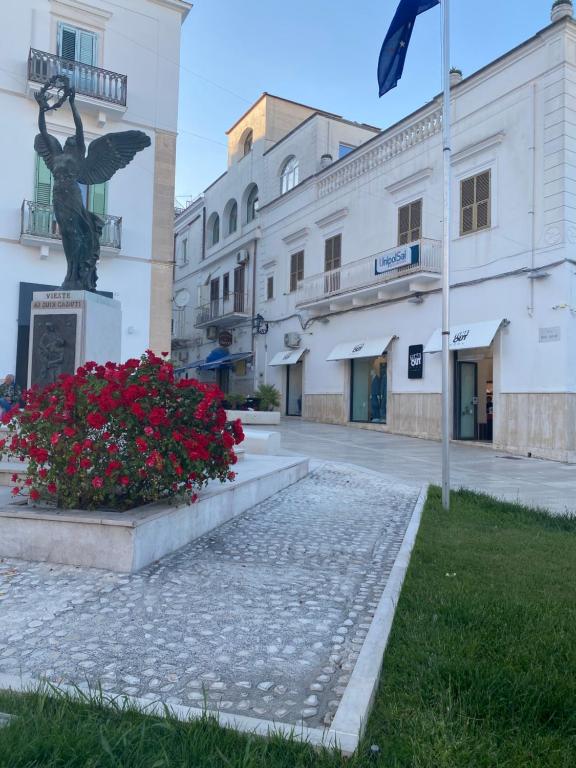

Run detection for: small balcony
[[28, 49, 127, 120], [295, 238, 442, 311], [21, 200, 122, 253], [194, 292, 250, 329]]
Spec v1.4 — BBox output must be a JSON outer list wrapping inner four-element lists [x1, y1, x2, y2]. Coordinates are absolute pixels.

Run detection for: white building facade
[[1, 0, 191, 388], [175, 8, 576, 463]]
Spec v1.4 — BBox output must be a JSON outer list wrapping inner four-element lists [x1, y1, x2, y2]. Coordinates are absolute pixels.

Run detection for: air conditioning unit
[[236, 249, 249, 265], [284, 332, 301, 349], [206, 326, 219, 341]]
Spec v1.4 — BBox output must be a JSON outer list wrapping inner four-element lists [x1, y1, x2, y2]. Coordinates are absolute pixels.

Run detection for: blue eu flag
[[378, 0, 440, 96]]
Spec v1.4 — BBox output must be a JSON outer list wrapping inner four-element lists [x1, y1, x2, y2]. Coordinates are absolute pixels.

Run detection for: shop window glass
[[350, 355, 387, 423]]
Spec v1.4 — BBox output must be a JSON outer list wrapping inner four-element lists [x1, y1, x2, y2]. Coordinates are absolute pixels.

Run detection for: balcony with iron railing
[[194, 292, 250, 329], [28, 48, 127, 112], [295, 238, 442, 310], [21, 200, 122, 252]]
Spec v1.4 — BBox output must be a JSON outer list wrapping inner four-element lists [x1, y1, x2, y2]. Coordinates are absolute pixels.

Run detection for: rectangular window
[[324, 234, 341, 293], [289, 250, 304, 293], [210, 277, 220, 318], [234, 265, 245, 312], [177, 237, 187, 267], [460, 170, 491, 235], [89, 182, 107, 215], [398, 199, 422, 245], [339, 143, 355, 159], [223, 272, 230, 300], [58, 23, 97, 65], [35, 154, 53, 205], [267, 275, 274, 300]]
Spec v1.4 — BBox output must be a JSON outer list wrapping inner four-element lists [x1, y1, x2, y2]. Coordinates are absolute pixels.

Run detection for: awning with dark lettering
[[424, 319, 508, 353], [268, 348, 307, 366], [326, 336, 396, 361]]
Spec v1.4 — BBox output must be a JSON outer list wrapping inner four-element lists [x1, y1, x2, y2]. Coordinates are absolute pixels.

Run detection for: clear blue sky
[[175, 0, 552, 202]]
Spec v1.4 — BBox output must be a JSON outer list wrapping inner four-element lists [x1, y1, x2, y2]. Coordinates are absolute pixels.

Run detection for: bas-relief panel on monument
[[31, 314, 77, 387]]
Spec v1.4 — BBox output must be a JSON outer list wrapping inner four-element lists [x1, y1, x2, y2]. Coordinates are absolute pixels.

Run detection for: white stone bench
[[226, 410, 281, 426], [242, 429, 281, 455]]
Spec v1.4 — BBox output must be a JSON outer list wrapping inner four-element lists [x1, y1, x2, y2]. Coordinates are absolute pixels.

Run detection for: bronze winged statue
[[34, 75, 151, 291]]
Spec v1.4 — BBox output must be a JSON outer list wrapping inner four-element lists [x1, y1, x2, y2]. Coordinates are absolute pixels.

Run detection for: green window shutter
[[35, 154, 53, 205], [89, 183, 107, 215], [78, 30, 97, 66], [58, 24, 77, 60]]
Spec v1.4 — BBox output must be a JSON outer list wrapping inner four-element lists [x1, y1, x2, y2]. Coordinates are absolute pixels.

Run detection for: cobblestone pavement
[[0, 464, 419, 728]]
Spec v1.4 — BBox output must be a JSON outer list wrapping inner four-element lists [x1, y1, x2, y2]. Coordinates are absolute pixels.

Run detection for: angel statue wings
[[34, 75, 151, 291]]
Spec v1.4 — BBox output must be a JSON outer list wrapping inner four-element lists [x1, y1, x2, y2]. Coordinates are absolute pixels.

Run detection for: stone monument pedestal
[[28, 291, 122, 387]]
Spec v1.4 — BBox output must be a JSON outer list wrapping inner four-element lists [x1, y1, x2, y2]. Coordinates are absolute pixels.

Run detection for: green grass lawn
[[1, 487, 575, 767]]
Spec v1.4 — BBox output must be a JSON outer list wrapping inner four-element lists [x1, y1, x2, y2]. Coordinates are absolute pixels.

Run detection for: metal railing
[[21, 200, 122, 250], [28, 48, 127, 107], [296, 238, 442, 305], [195, 292, 250, 326]]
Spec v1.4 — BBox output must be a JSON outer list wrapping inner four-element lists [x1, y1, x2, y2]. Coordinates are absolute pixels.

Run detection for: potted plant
[[253, 384, 280, 412]]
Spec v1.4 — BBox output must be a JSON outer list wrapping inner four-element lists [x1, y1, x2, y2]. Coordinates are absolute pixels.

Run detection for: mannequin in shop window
[[370, 369, 381, 422]]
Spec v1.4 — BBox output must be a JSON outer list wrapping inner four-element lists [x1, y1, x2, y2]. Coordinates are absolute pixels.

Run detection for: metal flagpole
[[441, 0, 451, 510]]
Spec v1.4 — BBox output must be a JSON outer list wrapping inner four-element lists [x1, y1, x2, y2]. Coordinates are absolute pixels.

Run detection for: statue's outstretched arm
[[69, 89, 86, 156]]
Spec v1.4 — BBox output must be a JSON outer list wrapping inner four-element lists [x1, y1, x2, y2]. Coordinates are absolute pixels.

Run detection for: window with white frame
[[460, 170, 491, 235], [266, 275, 274, 300], [289, 250, 304, 293], [246, 185, 259, 223], [398, 199, 422, 245], [177, 237, 187, 266], [280, 156, 299, 194], [58, 23, 98, 65]]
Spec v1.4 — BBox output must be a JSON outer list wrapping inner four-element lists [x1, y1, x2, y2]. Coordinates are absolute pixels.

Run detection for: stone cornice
[[451, 132, 506, 166], [385, 168, 434, 195]]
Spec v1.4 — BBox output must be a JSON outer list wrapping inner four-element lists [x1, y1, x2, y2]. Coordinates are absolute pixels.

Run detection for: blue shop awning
[[196, 351, 252, 371], [174, 349, 252, 375]]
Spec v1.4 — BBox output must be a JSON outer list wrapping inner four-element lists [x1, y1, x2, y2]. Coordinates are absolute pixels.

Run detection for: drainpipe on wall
[[251, 238, 258, 389], [201, 205, 206, 262], [528, 82, 537, 317]]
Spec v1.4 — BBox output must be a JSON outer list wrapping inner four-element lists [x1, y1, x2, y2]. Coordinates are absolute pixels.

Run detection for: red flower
[[107, 444, 119, 454], [63, 427, 76, 438], [65, 465, 77, 476], [135, 437, 148, 452], [29, 489, 40, 501], [87, 412, 106, 429], [47, 483, 57, 494], [50, 433, 61, 446], [144, 426, 154, 436], [38, 468, 48, 479], [92, 477, 104, 489], [119, 476, 130, 486], [11, 487, 19, 496], [80, 458, 92, 469]]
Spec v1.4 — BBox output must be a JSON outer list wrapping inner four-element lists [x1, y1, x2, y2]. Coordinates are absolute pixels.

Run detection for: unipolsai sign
[[375, 243, 419, 275]]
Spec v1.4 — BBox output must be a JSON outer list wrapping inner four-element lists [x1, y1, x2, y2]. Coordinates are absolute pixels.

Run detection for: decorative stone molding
[[317, 108, 442, 198], [315, 208, 349, 229], [451, 132, 505, 166], [282, 227, 309, 245], [551, 1, 573, 23], [385, 167, 434, 195]]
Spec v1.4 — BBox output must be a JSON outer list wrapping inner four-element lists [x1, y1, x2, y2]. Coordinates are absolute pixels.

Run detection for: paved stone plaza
[[0, 464, 419, 728], [269, 421, 576, 517]]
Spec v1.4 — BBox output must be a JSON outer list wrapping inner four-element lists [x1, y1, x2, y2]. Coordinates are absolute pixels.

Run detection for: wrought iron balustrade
[[296, 238, 442, 306], [28, 48, 127, 107], [195, 292, 250, 327], [21, 200, 122, 250]]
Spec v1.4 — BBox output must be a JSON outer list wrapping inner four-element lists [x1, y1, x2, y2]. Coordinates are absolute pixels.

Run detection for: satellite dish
[[174, 289, 191, 308]]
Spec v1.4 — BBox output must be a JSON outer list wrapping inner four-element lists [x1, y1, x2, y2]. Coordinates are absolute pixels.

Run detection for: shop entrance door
[[456, 361, 477, 440], [286, 362, 303, 416]]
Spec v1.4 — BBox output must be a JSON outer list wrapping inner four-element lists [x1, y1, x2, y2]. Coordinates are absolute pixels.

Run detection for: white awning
[[424, 319, 508, 353], [268, 348, 307, 366], [327, 336, 395, 361]]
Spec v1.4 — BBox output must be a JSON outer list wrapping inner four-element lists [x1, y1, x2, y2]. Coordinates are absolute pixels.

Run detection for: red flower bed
[[0, 351, 244, 511]]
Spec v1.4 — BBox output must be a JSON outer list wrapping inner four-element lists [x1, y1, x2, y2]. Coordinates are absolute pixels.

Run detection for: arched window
[[280, 156, 299, 194], [208, 213, 220, 247], [246, 185, 259, 223], [243, 129, 253, 156], [228, 201, 238, 235]]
